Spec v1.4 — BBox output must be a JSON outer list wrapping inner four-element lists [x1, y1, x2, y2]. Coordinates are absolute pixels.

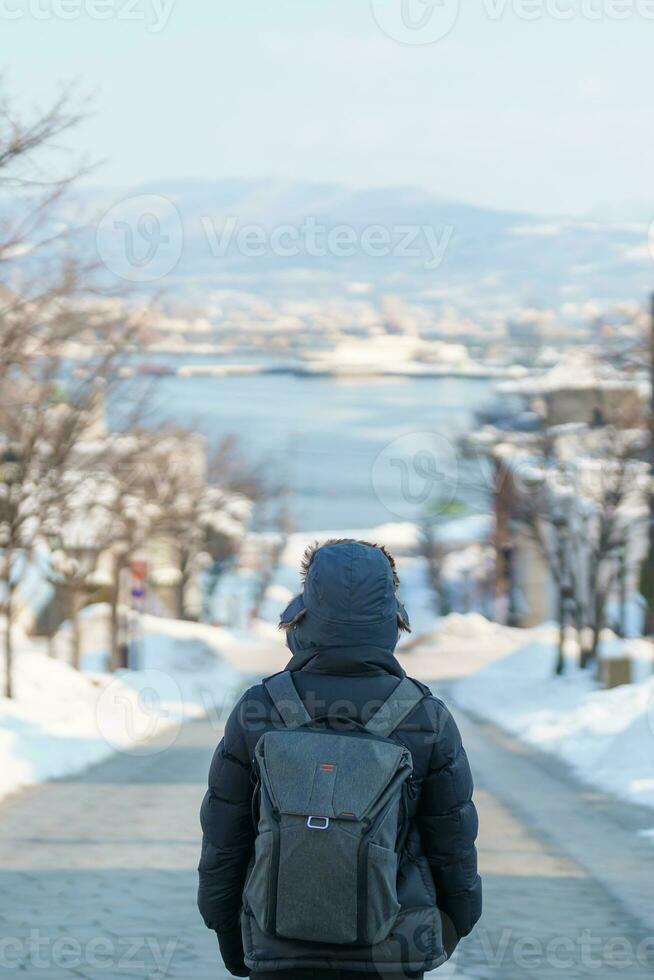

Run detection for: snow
[[398, 612, 524, 680], [498, 348, 647, 395], [436, 513, 492, 546], [0, 612, 241, 802], [452, 624, 654, 810], [304, 337, 474, 376]]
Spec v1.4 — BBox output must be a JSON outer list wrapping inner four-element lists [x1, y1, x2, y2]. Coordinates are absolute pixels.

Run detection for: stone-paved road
[[450, 702, 654, 980], [0, 687, 652, 980]]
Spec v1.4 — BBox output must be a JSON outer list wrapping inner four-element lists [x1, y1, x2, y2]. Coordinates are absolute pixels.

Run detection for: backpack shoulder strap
[[263, 671, 312, 730], [363, 676, 425, 738]]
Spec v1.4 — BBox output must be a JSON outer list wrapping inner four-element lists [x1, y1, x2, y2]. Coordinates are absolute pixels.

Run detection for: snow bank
[[453, 627, 654, 809], [0, 647, 196, 800], [0, 614, 242, 802], [397, 613, 525, 681], [0, 650, 117, 797]]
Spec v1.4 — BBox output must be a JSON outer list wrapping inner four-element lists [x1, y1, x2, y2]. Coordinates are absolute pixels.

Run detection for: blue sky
[[5, 0, 653, 216]]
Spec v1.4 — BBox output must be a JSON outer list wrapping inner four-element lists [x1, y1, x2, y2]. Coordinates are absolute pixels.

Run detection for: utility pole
[[638, 293, 654, 634]]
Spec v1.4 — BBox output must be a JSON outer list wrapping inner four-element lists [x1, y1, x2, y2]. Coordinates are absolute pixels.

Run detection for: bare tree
[[43, 428, 167, 671], [0, 355, 145, 694], [0, 82, 96, 382], [208, 434, 269, 503], [420, 520, 450, 617], [512, 428, 646, 672], [39, 464, 125, 669], [0, 379, 100, 693], [137, 430, 252, 621], [512, 472, 572, 674], [0, 82, 147, 694], [576, 444, 644, 667]]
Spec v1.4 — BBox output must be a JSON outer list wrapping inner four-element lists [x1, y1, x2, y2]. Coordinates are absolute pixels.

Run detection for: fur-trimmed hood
[[279, 539, 410, 672]]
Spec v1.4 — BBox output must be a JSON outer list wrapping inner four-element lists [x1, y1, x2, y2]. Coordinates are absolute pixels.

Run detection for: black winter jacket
[[198, 541, 482, 977]]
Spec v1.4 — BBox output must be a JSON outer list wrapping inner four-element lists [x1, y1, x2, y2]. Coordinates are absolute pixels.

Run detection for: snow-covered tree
[[136, 431, 252, 621], [507, 428, 647, 670], [0, 83, 141, 695]]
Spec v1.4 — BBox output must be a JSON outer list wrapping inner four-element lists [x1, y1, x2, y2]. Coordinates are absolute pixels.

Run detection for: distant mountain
[[72, 179, 654, 310]]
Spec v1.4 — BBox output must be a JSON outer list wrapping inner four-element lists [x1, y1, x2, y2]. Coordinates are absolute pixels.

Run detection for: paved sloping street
[[0, 683, 652, 980], [452, 705, 654, 980]]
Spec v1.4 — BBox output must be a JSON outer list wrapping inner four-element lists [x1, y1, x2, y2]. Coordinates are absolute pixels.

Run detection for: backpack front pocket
[[275, 818, 359, 944]]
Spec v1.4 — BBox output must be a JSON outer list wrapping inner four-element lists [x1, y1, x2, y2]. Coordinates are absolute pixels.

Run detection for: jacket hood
[[279, 540, 410, 673]]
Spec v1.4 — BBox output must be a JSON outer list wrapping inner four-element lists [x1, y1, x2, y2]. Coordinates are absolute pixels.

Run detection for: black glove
[[443, 924, 459, 960], [217, 929, 248, 977]]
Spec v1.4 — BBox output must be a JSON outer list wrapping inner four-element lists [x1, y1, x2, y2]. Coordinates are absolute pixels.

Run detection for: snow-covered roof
[[498, 350, 646, 396]]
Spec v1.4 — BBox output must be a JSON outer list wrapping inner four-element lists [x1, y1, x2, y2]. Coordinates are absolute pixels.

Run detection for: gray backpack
[[243, 671, 424, 947]]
